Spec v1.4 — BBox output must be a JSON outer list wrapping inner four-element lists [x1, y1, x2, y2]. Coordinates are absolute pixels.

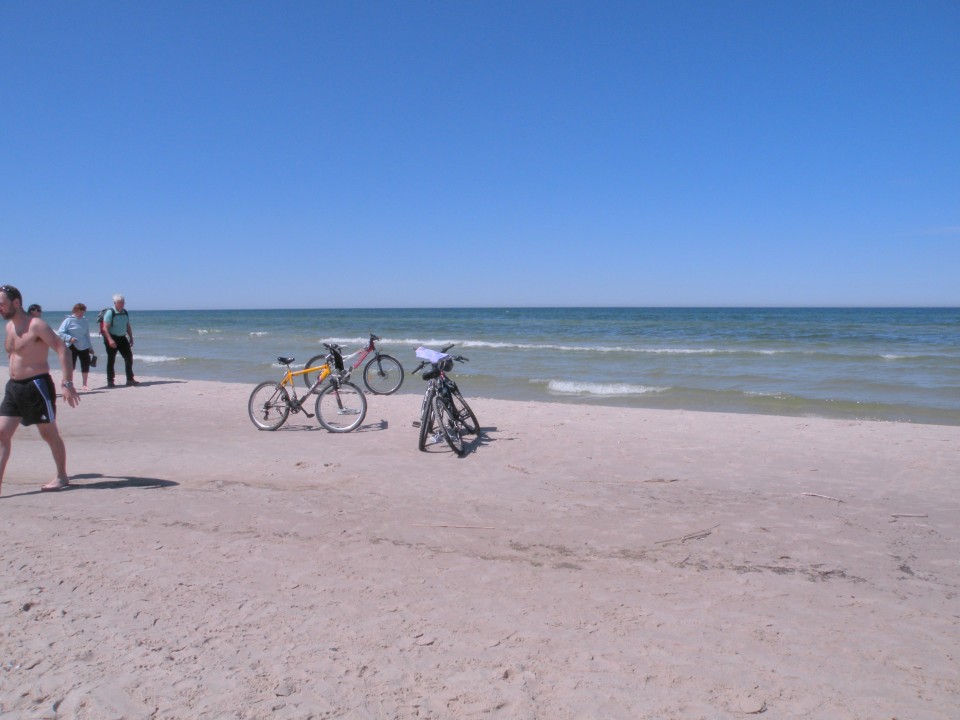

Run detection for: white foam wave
[[309, 336, 801, 358], [319, 337, 369, 346], [249, 331, 270, 337], [544, 380, 668, 396], [371, 338, 795, 355], [744, 390, 790, 399], [196, 329, 223, 335], [138, 354, 185, 363]]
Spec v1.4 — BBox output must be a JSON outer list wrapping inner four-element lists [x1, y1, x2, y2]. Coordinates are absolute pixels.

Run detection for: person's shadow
[[1, 473, 178, 498]]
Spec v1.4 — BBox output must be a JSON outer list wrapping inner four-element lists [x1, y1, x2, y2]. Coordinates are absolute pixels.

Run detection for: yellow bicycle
[[247, 343, 367, 432]]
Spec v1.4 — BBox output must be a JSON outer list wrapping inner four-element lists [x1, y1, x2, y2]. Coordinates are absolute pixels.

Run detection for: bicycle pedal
[[412, 421, 421, 427], [304, 411, 315, 418]]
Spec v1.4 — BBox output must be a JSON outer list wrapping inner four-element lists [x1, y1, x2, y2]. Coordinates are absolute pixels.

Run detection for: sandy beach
[[0, 376, 957, 719]]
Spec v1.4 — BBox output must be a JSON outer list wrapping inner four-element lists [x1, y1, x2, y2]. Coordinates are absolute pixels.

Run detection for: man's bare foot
[[81, 386, 89, 391], [40, 479, 70, 492]]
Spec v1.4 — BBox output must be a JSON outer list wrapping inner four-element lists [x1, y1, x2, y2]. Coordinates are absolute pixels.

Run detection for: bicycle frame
[[279, 361, 332, 410], [420, 373, 457, 439], [283, 343, 348, 404], [340, 334, 387, 372], [249, 344, 367, 432]]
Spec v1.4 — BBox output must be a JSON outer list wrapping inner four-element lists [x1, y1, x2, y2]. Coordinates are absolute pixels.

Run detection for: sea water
[[51, 307, 960, 426]]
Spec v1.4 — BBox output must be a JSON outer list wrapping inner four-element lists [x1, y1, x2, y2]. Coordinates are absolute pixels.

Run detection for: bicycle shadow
[[463, 426, 497, 455], [265, 419, 389, 433], [1, 472, 178, 499], [420, 426, 497, 457]]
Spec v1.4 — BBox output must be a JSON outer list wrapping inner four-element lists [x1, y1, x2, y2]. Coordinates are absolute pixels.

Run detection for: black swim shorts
[[0, 374, 57, 426]]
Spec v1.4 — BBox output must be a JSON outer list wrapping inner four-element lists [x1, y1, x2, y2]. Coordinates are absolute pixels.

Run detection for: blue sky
[[2, 1, 958, 310]]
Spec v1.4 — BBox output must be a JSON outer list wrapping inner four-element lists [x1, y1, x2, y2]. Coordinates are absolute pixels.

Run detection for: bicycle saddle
[[277, 357, 295, 365]]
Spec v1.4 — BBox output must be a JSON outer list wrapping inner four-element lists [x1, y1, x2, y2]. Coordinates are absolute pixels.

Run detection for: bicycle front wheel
[[302, 354, 328, 389], [418, 386, 436, 451], [248, 381, 290, 431], [315, 380, 367, 432], [434, 393, 465, 456], [363, 354, 404, 395]]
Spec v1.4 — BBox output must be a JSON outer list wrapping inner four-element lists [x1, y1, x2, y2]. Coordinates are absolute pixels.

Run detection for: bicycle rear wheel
[[363, 354, 404, 395], [315, 380, 367, 432], [302, 354, 328, 389], [449, 386, 479, 434], [248, 381, 290, 430], [434, 394, 465, 456]]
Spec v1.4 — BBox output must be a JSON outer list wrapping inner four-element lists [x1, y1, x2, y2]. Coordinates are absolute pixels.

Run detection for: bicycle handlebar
[[411, 351, 469, 375], [439, 344, 468, 363]]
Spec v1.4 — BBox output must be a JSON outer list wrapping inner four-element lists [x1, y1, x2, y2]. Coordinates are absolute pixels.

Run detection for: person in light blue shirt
[[58, 303, 95, 391]]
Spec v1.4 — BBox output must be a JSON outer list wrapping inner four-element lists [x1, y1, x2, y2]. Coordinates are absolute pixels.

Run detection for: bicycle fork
[[327, 380, 361, 416], [412, 384, 442, 443]]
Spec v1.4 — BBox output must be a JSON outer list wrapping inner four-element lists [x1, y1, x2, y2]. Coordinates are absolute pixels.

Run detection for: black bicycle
[[411, 344, 479, 456], [302, 333, 404, 395]]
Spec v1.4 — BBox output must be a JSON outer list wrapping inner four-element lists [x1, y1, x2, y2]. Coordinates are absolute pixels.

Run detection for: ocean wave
[[542, 380, 669, 396], [249, 331, 270, 337], [325, 338, 953, 363], [879, 353, 927, 360], [318, 337, 374, 347], [743, 390, 792, 399], [196, 329, 223, 335], [137, 354, 186, 363], [366, 337, 792, 355]]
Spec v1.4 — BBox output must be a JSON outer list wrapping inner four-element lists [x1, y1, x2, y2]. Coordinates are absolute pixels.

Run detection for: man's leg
[[0, 415, 21, 494], [105, 339, 118, 385], [36, 422, 70, 490], [115, 335, 135, 383]]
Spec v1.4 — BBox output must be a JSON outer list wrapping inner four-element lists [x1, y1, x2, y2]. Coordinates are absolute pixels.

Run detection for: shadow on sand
[[2, 473, 178, 499]]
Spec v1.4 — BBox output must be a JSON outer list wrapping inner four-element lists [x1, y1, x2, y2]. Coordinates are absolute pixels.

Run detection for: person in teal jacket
[[101, 294, 138, 387]]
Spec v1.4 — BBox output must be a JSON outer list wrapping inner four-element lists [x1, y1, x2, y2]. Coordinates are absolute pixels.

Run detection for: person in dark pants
[[100, 294, 138, 387], [57, 303, 95, 390]]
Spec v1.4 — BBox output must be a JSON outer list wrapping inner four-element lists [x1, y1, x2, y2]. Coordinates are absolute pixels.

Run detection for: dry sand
[[0, 377, 957, 719]]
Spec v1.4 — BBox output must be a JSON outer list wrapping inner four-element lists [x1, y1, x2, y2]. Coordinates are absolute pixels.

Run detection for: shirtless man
[[0, 285, 80, 494]]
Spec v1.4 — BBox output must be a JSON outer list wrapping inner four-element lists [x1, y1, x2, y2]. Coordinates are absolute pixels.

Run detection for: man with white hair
[[101, 293, 138, 387]]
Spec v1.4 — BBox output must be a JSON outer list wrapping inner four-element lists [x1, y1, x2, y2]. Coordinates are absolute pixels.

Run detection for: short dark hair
[[28, 304, 42, 313], [0, 285, 22, 304]]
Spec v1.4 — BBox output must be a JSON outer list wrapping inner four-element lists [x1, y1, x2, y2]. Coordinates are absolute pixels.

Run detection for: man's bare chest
[[5, 327, 41, 355]]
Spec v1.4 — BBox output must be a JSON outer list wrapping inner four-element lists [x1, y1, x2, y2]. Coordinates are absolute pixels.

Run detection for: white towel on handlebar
[[415, 347, 450, 363]]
